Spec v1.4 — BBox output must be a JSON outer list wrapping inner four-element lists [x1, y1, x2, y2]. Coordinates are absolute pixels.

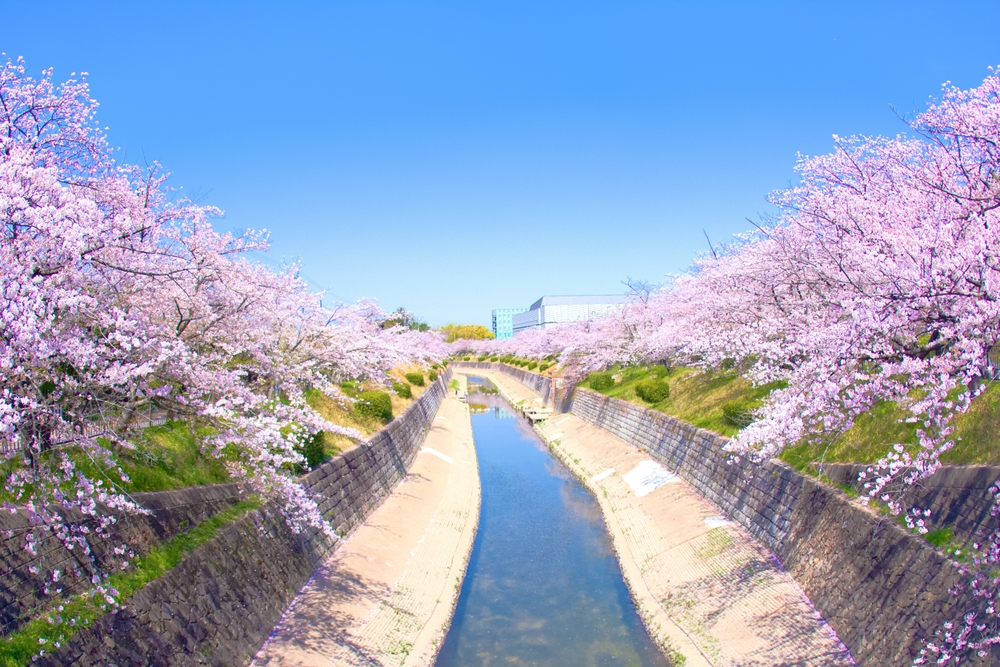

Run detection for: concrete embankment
[[252, 378, 480, 667], [32, 370, 473, 666], [456, 361, 997, 666], [459, 367, 853, 667], [568, 387, 990, 666]]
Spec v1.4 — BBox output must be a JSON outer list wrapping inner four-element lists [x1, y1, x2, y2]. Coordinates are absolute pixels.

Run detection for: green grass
[[778, 383, 1000, 469], [585, 366, 783, 437], [89, 421, 230, 493], [586, 366, 1000, 466], [924, 526, 953, 548], [0, 420, 231, 505], [0, 498, 262, 667]]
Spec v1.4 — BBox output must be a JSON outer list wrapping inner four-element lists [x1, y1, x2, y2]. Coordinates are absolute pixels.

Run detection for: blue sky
[[2, 2, 998, 326]]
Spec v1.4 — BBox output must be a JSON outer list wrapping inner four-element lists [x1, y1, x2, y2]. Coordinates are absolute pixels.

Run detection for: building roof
[[528, 294, 629, 310]]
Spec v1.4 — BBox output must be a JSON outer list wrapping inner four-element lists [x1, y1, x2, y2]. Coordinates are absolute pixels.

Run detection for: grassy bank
[[1, 367, 435, 503], [304, 366, 432, 461], [583, 366, 1000, 467], [583, 365, 783, 438]]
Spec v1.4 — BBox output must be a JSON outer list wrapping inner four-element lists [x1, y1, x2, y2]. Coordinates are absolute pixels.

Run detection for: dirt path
[[252, 377, 479, 667], [463, 369, 854, 667]]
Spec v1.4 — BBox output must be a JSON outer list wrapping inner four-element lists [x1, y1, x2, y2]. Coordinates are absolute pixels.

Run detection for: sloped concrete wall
[[820, 462, 1000, 549], [569, 388, 991, 666], [451, 362, 561, 407], [33, 370, 453, 667], [1, 483, 243, 637]]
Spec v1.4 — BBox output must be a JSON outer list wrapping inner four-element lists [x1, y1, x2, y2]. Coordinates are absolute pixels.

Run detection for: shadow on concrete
[[253, 559, 392, 666]]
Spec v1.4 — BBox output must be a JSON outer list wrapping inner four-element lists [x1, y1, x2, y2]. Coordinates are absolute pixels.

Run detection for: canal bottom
[[435, 388, 670, 667]]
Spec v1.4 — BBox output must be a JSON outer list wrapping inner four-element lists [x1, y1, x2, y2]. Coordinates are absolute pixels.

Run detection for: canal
[[435, 384, 671, 667]]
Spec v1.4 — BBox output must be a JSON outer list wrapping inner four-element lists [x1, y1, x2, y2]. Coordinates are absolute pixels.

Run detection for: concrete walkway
[[252, 377, 479, 667], [464, 369, 854, 667]]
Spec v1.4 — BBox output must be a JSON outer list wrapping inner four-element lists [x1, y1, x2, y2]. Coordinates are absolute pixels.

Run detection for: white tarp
[[622, 460, 679, 497], [591, 468, 615, 482]]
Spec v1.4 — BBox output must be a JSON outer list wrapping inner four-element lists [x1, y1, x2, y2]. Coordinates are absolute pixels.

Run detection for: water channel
[[435, 381, 670, 667]]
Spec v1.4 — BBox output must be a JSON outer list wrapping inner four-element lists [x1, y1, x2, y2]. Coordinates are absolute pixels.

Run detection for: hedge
[[635, 378, 670, 403], [298, 432, 327, 470], [354, 390, 393, 424], [589, 372, 615, 392]]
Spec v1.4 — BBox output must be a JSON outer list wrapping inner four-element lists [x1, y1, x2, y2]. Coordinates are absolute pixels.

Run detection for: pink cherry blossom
[[1, 57, 445, 640]]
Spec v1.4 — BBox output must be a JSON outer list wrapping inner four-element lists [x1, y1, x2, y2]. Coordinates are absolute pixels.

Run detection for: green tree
[[440, 324, 495, 343]]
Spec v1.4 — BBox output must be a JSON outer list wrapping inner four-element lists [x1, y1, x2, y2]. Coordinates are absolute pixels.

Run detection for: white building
[[511, 295, 628, 335]]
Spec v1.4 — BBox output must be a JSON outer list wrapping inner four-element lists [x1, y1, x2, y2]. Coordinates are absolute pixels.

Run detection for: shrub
[[722, 398, 758, 428], [298, 432, 327, 470], [650, 365, 669, 379], [489, 356, 498, 362], [527, 361, 538, 370], [428, 369, 438, 382], [539, 363, 550, 372], [354, 390, 393, 424], [477, 355, 487, 361], [404, 372, 425, 386], [635, 379, 670, 403], [589, 372, 615, 392], [392, 381, 412, 399]]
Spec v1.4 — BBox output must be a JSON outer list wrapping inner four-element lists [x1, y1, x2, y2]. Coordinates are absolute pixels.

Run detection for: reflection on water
[[436, 387, 670, 667], [468, 376, 499, 395]]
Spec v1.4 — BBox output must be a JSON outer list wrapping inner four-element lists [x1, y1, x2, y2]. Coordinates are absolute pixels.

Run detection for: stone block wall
[[451, 362, 560, 407], [303, 370, 451, 538], [820, 462, 1000, 549], [28, 370, 453, 666], [569, 387, 992, 666], [35, 503, 325, 667], [1, 482, 243, 637]]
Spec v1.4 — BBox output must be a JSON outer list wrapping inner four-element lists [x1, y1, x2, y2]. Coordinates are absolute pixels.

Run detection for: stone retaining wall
[[32, 370, 453, 667], [819, 462, 1000, 549], [451, 362, 565, 408], [1, 482, 243, 637], [303, 371, 451, 538], [567, 387, 993, 666]]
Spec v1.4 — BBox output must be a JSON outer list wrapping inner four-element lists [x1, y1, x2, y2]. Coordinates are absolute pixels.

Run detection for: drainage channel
[[435, 384, 670, 667]]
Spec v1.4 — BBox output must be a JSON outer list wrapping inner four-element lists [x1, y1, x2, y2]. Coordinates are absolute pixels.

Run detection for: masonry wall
[[820, 462, 1000, 549], [568, 387, 993, 666], [303, 371, 451, 538], [450, 362, 565, 408], [0, 482, 243, 637], [33, 370, 452, 667]]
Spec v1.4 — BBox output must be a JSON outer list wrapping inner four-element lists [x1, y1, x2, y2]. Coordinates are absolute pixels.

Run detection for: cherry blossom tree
[[476, 67, 1000, 662], [1, 56, 445, 641]]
